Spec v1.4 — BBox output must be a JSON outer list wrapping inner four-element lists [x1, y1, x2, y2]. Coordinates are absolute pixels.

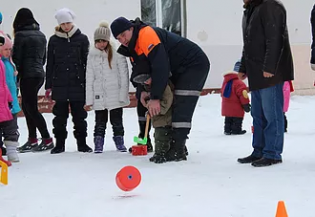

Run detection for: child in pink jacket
[[283, 81, 294, 132], [0, 33, 19, 164]]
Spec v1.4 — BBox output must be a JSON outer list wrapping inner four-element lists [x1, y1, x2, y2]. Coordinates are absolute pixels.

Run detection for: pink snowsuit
[[283, 81, 290, 113], [0, 58, 13, 122]]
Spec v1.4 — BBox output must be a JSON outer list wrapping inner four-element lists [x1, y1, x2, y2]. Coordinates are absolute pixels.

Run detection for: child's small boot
[[231, 117, 246, 135], [113, 136, 127, 152], [94, 136, 104, 153], [150, 127, 171, 164], [5, 141, 19, 162], [224, 117, 232, 135]]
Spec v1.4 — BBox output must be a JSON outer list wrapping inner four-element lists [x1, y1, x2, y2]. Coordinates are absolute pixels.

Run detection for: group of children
[[0, 8, 174, 165], [0, 8, 295, 166], [221, 60, 294, 134]]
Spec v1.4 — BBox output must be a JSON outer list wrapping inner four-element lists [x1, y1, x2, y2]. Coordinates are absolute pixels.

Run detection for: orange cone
[[275, 201, 288, 217]]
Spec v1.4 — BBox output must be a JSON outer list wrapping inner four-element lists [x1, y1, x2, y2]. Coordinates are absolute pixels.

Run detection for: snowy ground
[[1, 94, 315, 217]]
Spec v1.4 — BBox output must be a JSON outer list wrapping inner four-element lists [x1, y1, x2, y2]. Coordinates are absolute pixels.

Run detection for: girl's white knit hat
[[55, 8, 75, 25]]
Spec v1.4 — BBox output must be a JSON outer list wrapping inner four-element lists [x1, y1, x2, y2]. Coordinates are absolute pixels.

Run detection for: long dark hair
[[13, 8, 39, 35], [106, 42, 113, 69]]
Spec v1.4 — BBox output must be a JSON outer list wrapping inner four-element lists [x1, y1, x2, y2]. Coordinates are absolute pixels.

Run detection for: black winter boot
[[165, 142, 188, 160], [77, 137, 93, 153], [51, 138, 65, 154], [149, 127, 171, 164], [166, 139, 187, 162], [231, 117, 246, 135], [224, 117, 232, 135]]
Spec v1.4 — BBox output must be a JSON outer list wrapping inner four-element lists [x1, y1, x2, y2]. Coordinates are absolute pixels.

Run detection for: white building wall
[[1, 0, 315, 95], [1, 0, 141, 95], [186, 0, 315, 95]]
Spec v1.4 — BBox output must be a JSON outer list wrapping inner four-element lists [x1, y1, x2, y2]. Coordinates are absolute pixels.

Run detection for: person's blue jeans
[[251, 83, 284, 160]]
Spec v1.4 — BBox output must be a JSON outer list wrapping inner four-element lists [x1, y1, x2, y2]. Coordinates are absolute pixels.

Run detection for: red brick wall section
[[16, 89, 221, 117]]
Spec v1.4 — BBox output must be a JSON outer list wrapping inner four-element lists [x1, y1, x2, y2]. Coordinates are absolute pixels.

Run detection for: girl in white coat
[[85, 22, 130, 153]]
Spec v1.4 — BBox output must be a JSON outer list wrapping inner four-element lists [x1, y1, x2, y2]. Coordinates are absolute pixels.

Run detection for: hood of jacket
[[223, 72, 239, 83]]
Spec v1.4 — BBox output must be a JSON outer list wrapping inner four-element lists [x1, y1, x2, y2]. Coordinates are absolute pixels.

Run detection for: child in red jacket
[[221, 60, 250, 135]]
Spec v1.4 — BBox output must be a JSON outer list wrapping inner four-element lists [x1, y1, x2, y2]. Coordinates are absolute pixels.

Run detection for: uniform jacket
[[45, 26, 89, 101], [117, 44, 150, 100], [118, 18, 209, 100], [85, 46, 130, 110], [239, 0, 294, 91], [221, 72, 250, 118]]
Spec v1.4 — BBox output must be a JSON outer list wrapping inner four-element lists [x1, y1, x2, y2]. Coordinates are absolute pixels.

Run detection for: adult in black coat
[[12, 8, 54, 153], [45, 8, 92, 154], [237, 0, 294, 167]]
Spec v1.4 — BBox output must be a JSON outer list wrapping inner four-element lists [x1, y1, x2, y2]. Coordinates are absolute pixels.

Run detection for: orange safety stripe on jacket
[[135, 26, 161, 57]]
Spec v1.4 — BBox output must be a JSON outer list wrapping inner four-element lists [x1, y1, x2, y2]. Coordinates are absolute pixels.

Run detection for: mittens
[[243, 104, 251, 113]]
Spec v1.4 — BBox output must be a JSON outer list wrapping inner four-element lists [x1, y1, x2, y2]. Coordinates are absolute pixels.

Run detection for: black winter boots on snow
[[149, 127, 172, 164], [165, 139, 188, 162], [224, 117, 246, 135], [50, 137, 92, 154]]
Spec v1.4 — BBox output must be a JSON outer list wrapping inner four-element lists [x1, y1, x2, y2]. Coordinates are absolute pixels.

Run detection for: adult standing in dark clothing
[[12, 8, 54, 153], [111, 17, 210, 162], [237, 0, 294, 167]]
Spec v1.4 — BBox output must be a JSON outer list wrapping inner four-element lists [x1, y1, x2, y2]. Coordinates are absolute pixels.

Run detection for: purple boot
[[113, 136, 127, 152], [94, 136, 104, 153]]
